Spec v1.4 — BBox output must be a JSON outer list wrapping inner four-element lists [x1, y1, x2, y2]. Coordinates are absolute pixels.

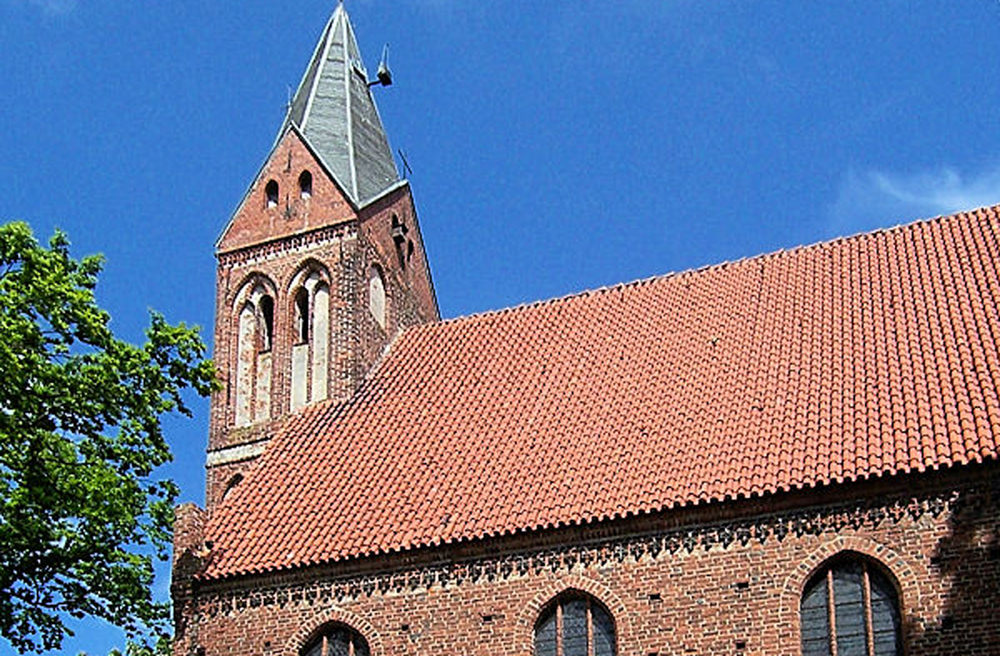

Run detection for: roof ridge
[[420, 203, 999, 331]]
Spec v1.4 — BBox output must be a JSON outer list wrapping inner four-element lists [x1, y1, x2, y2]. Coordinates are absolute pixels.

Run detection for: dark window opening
[[801, 558, 901, 656], [265, 180, 279, 208], [302, 625, 370, 656], [222, 474, 244, 501], [299, 170, 313, 199], [535, 594, 616, 656], [258, 296, 275, 352], [294, 287, 310, 344], [391, 214, 409, 269]]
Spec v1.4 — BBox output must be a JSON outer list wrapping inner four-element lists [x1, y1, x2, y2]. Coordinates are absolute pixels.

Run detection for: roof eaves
[[356, 178, 410, 210], [199, 458, 1000, 582]]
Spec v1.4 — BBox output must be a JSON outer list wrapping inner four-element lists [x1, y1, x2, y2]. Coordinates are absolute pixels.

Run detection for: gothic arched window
[[290, 269, 330, 411], [801, 557, 902, 656], [302, 625, 370, 656], [535, 594, 615, 656], [233, 280, 276, 427]]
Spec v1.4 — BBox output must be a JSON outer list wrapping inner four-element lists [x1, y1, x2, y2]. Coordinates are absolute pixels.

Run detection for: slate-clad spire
[[281, 4, 399, 205]]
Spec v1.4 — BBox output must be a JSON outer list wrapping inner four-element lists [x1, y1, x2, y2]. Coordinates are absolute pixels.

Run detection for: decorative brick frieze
[[175, 470, 1000, 656], [217, 224, 356, 268]]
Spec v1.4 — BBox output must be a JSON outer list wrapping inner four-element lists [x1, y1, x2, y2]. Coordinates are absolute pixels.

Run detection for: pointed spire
[[281, 4, 399, 205]]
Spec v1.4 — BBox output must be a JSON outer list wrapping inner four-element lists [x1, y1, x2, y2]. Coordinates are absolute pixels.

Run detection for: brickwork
[[173, 467, 1000, 656], [216, 129, 355, 254], [203, 131, 438, 515]]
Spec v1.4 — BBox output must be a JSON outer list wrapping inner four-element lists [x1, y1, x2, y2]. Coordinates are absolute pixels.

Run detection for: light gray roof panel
[[278, 4, 399, 205]]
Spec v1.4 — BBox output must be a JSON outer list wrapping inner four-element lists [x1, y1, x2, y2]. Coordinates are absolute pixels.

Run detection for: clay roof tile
[[203, 205, 1000, 579]]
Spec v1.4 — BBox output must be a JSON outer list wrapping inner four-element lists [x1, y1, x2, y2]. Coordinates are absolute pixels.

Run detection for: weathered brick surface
[[173, 467, 1000, 656]]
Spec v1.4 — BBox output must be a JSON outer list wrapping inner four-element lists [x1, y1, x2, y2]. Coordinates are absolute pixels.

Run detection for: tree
[[0, 221, 215, 653]]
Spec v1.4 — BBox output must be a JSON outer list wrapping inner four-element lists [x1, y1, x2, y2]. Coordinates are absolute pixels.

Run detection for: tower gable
[[217, 128, 356, 254]]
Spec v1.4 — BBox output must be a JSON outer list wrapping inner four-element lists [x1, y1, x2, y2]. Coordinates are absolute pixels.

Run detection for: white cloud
[[828, 163, 1000, 238], [7, 0, 77, 15]]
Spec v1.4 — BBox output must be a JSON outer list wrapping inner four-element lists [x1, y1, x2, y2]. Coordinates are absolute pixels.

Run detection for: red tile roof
[[203, 206, 1000, 579]]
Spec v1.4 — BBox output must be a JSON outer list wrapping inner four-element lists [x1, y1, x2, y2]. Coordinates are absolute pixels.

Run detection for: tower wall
[[203, 132, 437, 513]]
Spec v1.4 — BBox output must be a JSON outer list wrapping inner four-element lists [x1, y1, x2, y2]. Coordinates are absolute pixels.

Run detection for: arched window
[[290, 269, 331, 411], [299, 170, 313, 199], [294, 287, 310, 344], [368, 265, 386, 329], [801, 557, 901, 656], [234, 280, 275, 427], [265, 179, 279, 208], [535, 594, 615, 656], [302, 625, 370, 656]]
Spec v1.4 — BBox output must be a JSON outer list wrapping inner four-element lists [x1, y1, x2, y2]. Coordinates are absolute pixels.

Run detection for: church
[[171, 4, 1000, 655]]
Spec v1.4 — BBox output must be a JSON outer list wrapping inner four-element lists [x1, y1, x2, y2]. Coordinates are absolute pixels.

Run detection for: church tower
[[204, 3, 438, 511]]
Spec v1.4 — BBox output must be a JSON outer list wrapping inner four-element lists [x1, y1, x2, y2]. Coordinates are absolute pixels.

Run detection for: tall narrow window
[[235, 302, 256, 427], [535, 594, 615, 656], [258, 295, 275, 352], [302, 625, 370, 656], [265, 179, 279, 208], [294, 287, 310, 344], [290, 269, 330, 411], [311, 282, 329, 402], [369, 265, 386, 329], [801, 558, 901, 656], [299, 170, 313, 199]]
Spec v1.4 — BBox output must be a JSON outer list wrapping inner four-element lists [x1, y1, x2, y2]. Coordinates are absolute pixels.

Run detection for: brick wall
[[172, 466, 1000, 656]]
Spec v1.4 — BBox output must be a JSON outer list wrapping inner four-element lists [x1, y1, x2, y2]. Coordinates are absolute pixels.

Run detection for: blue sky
[[2, 0, 999, 653]]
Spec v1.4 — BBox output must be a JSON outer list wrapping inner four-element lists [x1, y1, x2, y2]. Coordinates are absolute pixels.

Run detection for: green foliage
[[104, 635, 172, 656], [0, 221, 215, 653]]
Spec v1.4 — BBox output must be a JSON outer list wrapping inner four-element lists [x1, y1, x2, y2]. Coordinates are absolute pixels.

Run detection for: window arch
[[299, 170, 313, 199], [233, 279, 276, 427], [301, 624, 370, 656], [265, 179, 279, 208], [801, 556, 901, 656], [535, 593, 615, 656]]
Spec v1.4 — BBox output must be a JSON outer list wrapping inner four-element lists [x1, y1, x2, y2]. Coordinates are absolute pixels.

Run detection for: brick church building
[[171, 5, 1000, 655]]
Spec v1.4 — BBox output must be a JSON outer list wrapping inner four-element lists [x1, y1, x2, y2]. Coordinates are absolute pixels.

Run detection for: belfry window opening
[[265, 180, 279, 208], [299, 170, 313, 199]]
